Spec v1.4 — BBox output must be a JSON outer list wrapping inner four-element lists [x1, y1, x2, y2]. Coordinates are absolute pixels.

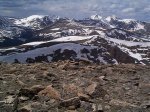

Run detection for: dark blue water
[[0, 0, 149, 22]]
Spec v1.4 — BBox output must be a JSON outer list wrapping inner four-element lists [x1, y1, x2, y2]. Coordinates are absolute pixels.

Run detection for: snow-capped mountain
[[0, 16, 15, 28], [105, 16, 145, 31], [0, 15, 150, 65], [14, 15, 60, 29], [90, 14, 103, 20]]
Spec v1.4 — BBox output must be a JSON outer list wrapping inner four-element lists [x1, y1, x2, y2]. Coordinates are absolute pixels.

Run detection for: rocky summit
[[0, 61, 150, 112]]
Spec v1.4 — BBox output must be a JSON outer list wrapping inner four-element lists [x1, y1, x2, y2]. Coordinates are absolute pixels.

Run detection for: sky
[[0, 0, 150, 22]]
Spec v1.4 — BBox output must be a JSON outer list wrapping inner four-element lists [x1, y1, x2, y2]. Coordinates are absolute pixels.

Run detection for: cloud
[[144, 6, 150, 12], [1, 10, 13, 14], [110, 4, 117, 8], [0, 0, 149, 22], [122, 8, 135, 13]]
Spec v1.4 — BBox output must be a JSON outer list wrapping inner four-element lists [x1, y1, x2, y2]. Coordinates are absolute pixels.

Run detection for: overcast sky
[[0, 0, 150, 21]]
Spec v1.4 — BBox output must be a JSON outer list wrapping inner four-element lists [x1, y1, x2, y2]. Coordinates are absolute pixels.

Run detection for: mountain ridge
[[0, 14, 150, 65]]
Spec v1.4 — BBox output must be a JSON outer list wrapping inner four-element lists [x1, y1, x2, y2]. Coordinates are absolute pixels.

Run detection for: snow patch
[[51, 36, 94, 42], [14, 15, 45, 27], [51, 28, 60, 31], [0, 43, 106, 63], [22, 41, 46, 46], [107, 37, 150, 47]]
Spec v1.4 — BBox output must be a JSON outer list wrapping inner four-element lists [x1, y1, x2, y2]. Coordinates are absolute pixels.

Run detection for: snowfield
[[51, 36, 95, 42], [0, 36, 95, 49], [0, 43, 110, 63], [107, 37, 150, 47], [14, 15, 45, 28], [22, 41, 46, 46]]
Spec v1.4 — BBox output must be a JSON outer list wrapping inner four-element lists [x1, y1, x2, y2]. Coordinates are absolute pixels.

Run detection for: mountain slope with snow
[[14, 15, 59, 29], [0, 15, 150, 65], [105, 16, 145, 31]]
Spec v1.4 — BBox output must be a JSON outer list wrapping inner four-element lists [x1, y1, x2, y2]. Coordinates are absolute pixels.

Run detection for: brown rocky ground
[[0, 61, 150, 112]]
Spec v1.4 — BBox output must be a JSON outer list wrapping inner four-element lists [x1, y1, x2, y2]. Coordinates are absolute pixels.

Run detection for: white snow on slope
[[107, 37, 150, 47], [14, 15, 60, 29], [118, 46, 143, 60], [106, 37, 150, 64], [14, 15, 45, 27], [0, 36, 94, 47], [105, 15, 117, 22], [0, 27, 23, 39], [51, 28, 60, 31], [22, 41, 46, 46], [129, 52, 143, 61], [120, 19, 144, 30], [51, 36, 94, 42], [0, 47, 17, 52], [119, 19, 136, 24], [0, 43, 106, 63], [135, 23, 145, 30], [105, 16, 145, 30], [91, 15, 102, 20], [16, 15, 44, 23], [96, 30, 106, 36]]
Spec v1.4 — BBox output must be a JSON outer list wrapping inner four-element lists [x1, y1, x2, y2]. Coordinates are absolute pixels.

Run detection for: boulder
[[92, 103, 103, 112], [19, 85, 45, 98], [59, 97, 80, 109], [63, 83, 83, 96], [16, 79, 26, 87], [19, 96, 29, 103], [18, 105, 31, 112], [77, 92, 91, 102], [38, 85, 61, 100], [30, 85, 45, 93], [85, 83, 107, 98], [80, 101, 93, 111]]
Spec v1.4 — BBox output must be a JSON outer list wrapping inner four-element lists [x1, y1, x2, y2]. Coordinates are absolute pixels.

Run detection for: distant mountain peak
[[14, 15, 60, 29], [21, 15, 45, 20], [105, 15, 118, 22], [90, 14, 102, 20]]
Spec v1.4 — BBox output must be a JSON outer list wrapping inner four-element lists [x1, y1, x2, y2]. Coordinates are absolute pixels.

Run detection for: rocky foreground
[[0, 61, 150, 112]]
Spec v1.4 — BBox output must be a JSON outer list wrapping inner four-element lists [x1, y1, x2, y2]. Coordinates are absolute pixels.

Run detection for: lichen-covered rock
[[19, 85, 45, 98], [18, 105, 31, 112], [86, 83, 107, 98], [38, 85, 61, 100], [59, 97, 80, 109]]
